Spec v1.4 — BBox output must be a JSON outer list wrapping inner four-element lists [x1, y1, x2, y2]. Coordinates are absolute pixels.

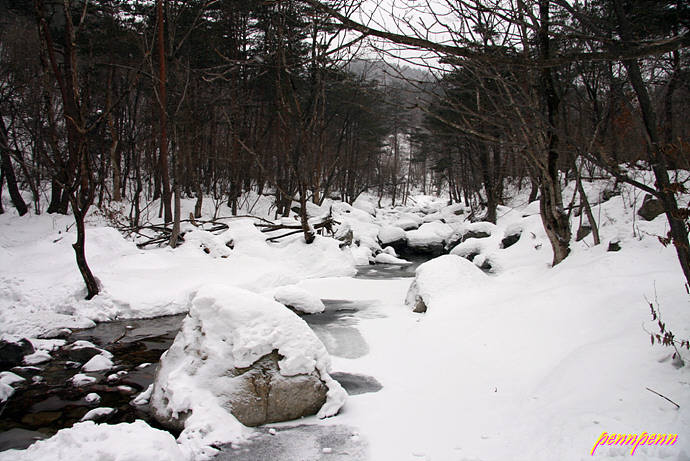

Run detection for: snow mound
[[378, 225, 406, 246], [274, 285, 325, 314], [405, 255, 488, 313], [150, 285, 346, 457], [374, 253, 412, 265], [0, 420, 190, 461]]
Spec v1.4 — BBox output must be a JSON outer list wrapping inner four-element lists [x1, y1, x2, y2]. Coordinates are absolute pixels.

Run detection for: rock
[[37, 328, 72, 340], [274, 285, 325, 314], [82, 354, 114, 372], [445, 222, 495, 252], [405, 255, 487, 313], [0, 338, 35, 371], [602, 187, 621, 201], [405, 222, 452, 257], [65, 342, 102, 363], [500, 231, 522, 249], [220, 350, 327, 427], [608, 239, 621, 252], [637, 194, 664, 221], [377, 225, 407, 251], [150, 285, 346, 432]]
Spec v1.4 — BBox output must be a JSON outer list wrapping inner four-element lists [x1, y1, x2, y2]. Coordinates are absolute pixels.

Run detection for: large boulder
[[637, 194, 664, 221], [405, 222, 452, 257], [445, 222, 496, 252], [0, 338, 34, 371], [377, 225, 407, 252], [405, 255, 488, 313], [150, 285, 346, 431]]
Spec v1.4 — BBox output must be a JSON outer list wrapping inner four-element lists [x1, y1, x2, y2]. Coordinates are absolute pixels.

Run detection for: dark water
[[0, 314, 186, 450]]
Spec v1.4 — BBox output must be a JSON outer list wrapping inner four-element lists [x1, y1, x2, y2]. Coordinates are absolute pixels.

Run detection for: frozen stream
[[0, 262, 418, 456]]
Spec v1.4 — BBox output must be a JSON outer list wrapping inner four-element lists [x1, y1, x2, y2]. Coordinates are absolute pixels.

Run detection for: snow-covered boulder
[[393, 213, 423, 231], [151, 285, 346, 433], [378, 225, 407, 250], [0, 338, 34, 370], [405, 222, 452, 256], [352, 196, 377, 217], [274, 286, 325, 314], [445, 221, 496, 252], [405, 255, 487, 313]]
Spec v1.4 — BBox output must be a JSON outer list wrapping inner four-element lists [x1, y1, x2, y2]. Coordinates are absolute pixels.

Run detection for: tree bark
[[0, 117, 29, 216], [157, 0, 172, 223]]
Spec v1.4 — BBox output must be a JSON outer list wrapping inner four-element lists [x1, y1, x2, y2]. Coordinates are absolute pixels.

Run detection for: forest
[[1, 1, 690, 460], [1, 0, 689, 292]]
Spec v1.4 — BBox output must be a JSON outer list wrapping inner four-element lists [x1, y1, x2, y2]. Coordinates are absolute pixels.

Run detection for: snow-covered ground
[[1, 176, 689, 460]]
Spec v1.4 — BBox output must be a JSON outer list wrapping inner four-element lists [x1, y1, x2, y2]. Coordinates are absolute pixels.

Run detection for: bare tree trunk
[[157, 0, 172, 223], [0, 117, 29, 216]]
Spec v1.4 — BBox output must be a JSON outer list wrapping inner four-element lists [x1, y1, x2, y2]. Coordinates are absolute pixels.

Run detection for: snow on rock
[[84, 393, 101, 404], [82, 353, 114, 373], [392, 213, 423, 231], [150, 285, 346, 456], [0, 371, 25, 403], [350, 244, 374, 265], [446, 221, 497, 251], [273, 285, 325, 314], [80, 407, 115, 422], [23, 350, 52, 365], [0, 420, 191, 461], [405, 222, 452, 256], [70, 373, 97, 387], [352, 195, 377, 217], [374, 253, 412, 265], [331, 202, 374, 224], [377, 225, 406, 247], [405, 254, 488, 313]]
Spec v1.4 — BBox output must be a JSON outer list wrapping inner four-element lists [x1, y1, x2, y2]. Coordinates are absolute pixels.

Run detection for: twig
[[646, 387, 680, 409]]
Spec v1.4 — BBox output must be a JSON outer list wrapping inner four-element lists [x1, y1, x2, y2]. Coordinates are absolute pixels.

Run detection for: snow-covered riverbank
[[1, 178, 690, 460]]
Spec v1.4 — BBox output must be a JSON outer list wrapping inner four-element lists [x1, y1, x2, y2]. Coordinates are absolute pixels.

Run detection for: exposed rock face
[[637, 194, 664, 221], [222, 351, 327, 427], [500, 231, 522, 249], [0, 338, 34, 371]]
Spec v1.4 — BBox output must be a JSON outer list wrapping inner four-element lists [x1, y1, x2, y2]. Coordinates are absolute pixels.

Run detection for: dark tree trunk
[[0, 146, 29, 217], [70, 196, 99, 300]]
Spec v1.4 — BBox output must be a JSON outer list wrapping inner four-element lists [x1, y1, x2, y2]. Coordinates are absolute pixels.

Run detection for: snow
[[0, 421, 191, 461], [82, 354, 114, 372], [2, 176, 690, 460], [150, 285, 346, 459], [404, 254, 488, 312], [405, 221, 452, 248], [373, 253, 411, 265], [80, 407, 115, 422], [84, 393, 101, 404], [0, 371, 25, 403], [0, 212, 354, 336], [22, 350, 52, 365], [377, 225, 406, 246], [70, 374, 97, 387], [273, 285, 326, 314]]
